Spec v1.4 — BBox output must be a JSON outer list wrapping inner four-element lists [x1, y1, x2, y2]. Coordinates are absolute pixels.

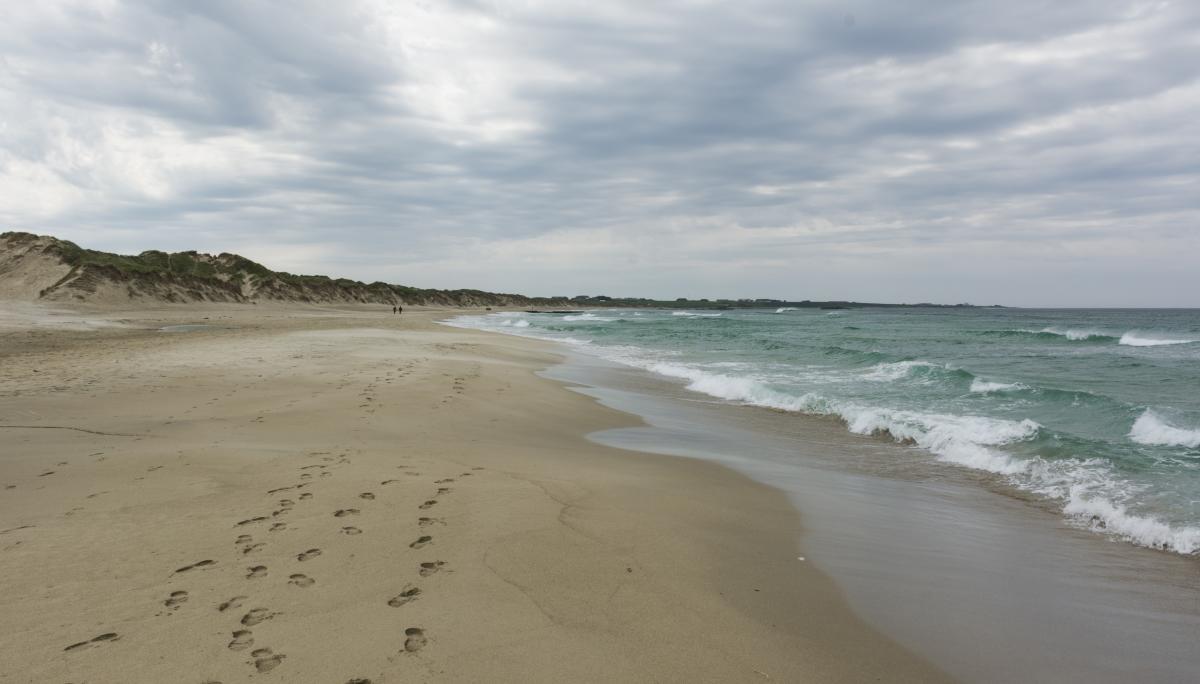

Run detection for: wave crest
[[1129, 410, 1200, 447], [1118, 332, 1197, 347], [969, 379, 1024, 393], [562, 313, 617, 322]]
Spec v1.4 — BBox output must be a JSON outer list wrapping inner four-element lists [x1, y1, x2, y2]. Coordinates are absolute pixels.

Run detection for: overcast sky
[[2, 1, 1198, 306]]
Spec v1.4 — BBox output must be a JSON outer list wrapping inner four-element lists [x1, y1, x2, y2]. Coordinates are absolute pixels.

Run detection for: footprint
[[359, 492, 375, 500], [409, 536, 432, 549], [297, 548, 322, 561], [299, 492, 313, 500], [436, 487, 451, 495], [288, 573, 315, 588], [418, 517, 443, 527], [418, 561, 445, 577], [403, 628, 426, 653], [387, 585, 421, 607], [241, 542, 266, 555], [418, 500, 437, 510], [380, 479, 399, 485], [334, 509, 359, 517], [241, 608, 275, 626], [228, 630, 254, 651], [235, 534, 253, 545], [235, 516, 268, 527], [175, 559, 216, 573], [341, 526, 362, 536], [164, 590, 189, 609], [346, 679, 373, 684], [252, 648, 285, 673], [269, 522, 287, 532], [218, 596, 247, 612], [278, 499, 295, 508], [246, 565, 268, 579], [64, 633, 120, 652], [434, 479, 454, 484]]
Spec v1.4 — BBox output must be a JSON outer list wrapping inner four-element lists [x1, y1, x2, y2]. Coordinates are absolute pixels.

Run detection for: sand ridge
[[0, 304, 951, 683]]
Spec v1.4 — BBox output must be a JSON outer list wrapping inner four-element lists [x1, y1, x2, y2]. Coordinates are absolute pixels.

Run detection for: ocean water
[[448, 307, 1200, 556]]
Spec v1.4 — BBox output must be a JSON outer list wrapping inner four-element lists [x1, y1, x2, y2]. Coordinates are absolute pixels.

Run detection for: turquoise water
[[450, 307, 1200, 555]]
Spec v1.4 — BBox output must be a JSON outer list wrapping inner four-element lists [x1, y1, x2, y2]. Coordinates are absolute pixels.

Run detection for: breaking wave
[[985, 328, 1197, 347], [970, 379, 1025, 393], [1118, 333, 1198, 347], [446, 310, 1200, 555], [1129, 411, 1200, 448], [562, 313, 617, 322], [630, 361, 1200, 553]]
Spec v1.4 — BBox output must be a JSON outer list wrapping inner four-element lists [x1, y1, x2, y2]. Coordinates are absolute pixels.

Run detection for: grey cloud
[[1, 0, 1198, 305]]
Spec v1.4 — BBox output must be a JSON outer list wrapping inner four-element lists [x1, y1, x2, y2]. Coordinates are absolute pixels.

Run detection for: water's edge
[[542, 347, 1200, 684]]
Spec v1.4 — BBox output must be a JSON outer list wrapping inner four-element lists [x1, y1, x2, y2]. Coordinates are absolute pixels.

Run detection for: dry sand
[[0, 303, 951, 683]]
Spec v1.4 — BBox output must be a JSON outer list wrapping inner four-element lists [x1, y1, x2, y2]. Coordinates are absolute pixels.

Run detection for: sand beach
[[0, 304, 948, 683]]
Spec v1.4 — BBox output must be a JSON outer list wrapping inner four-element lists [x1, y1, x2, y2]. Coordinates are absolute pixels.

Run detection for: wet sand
[[550, 349, 1200, 683], [0, 304, 949, 683]]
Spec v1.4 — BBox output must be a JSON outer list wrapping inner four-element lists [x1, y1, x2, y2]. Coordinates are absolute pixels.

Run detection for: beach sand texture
[[0, 305, 948, 683]]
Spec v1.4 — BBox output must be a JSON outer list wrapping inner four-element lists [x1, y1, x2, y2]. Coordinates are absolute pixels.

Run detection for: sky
[[1, 1, 1198, 307]]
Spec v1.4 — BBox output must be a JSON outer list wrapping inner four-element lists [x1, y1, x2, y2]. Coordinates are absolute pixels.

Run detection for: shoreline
[[538, 341, 1200, 683], [0, 303, 948, 682]]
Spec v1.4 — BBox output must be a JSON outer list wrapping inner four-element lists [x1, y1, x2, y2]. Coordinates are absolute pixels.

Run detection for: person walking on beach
[[398, 304, 403, 315], [393, 305, 397, 315]]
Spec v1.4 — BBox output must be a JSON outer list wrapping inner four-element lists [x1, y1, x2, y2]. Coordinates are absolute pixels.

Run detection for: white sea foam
[[775, 307, 798, 313], [863, 360, 940, 382], [969, 379, 1024, 393], [1062, 492, 1200, 554], [672, 311, 722, 317], [597, 356, 1200, 552], [445, 312, 1200, 555], [1129, 410, 1200, 447], [1118, 332, 1197, 347], [562, 313, 617, 322], [1034, 327, 1109, 341]]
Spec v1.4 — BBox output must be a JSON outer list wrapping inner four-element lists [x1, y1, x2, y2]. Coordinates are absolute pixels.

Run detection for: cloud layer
[[2, 0, 1198, 305]]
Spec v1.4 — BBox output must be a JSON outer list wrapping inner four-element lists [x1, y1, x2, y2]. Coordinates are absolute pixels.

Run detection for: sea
[[449, 306, 1200, 557]]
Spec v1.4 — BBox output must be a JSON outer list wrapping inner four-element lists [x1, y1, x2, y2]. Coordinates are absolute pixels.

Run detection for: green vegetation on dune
[[0, 231, 575, 306], [1, 231, 993, 308]]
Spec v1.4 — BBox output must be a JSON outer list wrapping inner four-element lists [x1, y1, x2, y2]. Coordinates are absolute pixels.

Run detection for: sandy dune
[[0, 304, 948, 682]]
